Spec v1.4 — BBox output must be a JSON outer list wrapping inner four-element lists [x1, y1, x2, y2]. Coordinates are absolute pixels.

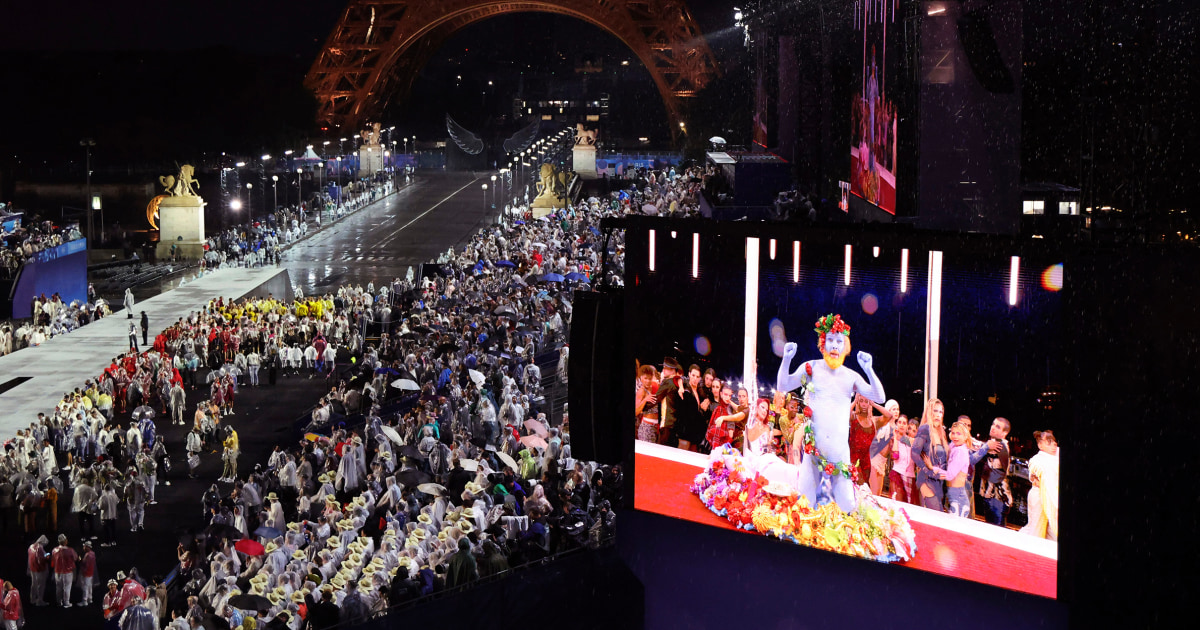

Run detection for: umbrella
[[496, 451, 519, 471], [399, 444, 425, 460], [380, 425, 405, 446], [391, 379, 420, 391], [510, 276, 527, 287], [540, 273, 564, 283], [234, 539, 265, 556], [303, 433, 324, 442], [563, 272, 587, 282], [459, 458, 479, 472], [469, 436, 488, 448], [228, 594, 271, 611], [495, 260, 517, 268], [206, 523, 244, 541], [531, 242, 546, 248], [642, 204, 658, 215], [417, 483, 446, 496], [435, 341, 458, 355], [522, 420, 549, 438], [709, 136, 727, 144], [520, 435, 548, 450], [493, 305, 518, 317], [468, 369, 485, 387], [253, 527, 281, 541], [396, 469, 431, 488], [132, 405, 155, 420]]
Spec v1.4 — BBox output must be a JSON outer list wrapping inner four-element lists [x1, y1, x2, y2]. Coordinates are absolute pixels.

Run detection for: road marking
[[379, 178, 480, 245]]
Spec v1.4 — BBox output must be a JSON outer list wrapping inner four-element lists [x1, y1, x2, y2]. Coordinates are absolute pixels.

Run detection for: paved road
[[281, 171, 500, 295]]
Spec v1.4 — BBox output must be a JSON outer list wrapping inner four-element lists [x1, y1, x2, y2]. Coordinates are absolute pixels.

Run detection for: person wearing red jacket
[[51, 534, 78, 608], [77, 541, 96, 607], [26, 535, 49, 606], [2, 580, 22, 630]]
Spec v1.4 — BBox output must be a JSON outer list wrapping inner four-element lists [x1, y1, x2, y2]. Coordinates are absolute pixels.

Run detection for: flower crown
[[814, 314, 850, 337]]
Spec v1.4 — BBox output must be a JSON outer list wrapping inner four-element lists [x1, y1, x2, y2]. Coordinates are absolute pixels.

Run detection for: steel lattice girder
[[305, 0, 720, 131]]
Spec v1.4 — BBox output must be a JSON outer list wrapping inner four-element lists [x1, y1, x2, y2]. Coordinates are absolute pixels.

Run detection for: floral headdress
[[814, 314, 850, 337]]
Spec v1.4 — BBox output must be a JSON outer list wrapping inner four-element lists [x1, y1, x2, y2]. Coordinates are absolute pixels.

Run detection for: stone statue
[[536, 163, 558, 198], [361, 122, 383, 147], [557, 170, 571, 194], [531, 163, 567, 212], [574, 123, 597, 146], [159, 164, 200, 197]]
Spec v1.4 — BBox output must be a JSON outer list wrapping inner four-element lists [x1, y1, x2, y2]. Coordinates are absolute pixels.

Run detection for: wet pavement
[[281, 171, 500, 295]]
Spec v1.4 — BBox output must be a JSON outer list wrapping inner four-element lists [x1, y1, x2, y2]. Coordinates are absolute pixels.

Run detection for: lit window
[[1059, 201, 1078, 215], [1022, 200, 1045, 215]]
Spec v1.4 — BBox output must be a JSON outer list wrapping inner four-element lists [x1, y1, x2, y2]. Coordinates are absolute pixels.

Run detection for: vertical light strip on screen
[[692, 233, 700, 278], [770, 238, 777, 260], [648, 229, 656, 272], [844, 244, 853, 285], [792, 241, 801, 283], [745, 238, 761, 401], [924, 250, 943, 405], [873, 246, 880, 258], [1009, 256, 1020, 306], [900, 248, 909, 293]]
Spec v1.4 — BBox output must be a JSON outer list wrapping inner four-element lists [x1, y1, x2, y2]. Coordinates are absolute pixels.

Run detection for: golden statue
[[575, 123, 597, 146], [159, 164, 201, 197], [531, 163, 567, 212], [361, 122, 383, 147]]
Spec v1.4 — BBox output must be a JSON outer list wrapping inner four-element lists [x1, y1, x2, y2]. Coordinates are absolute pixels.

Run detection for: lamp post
[[245, 183, 253, 223], [297, 167, 304, 216], [80, 138, 95, 249], [272, 175, 279, 212], [490, 174, 497, 208], [481, 183, 488, 219]]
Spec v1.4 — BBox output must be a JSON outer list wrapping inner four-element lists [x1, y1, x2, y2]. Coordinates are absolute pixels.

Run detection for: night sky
[[2, 0, 1198, 212]]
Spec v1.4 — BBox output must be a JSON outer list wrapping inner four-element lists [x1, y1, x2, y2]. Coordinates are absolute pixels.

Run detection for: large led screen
[[630, 228, 1062, 598], [850, 1, 898, 213]]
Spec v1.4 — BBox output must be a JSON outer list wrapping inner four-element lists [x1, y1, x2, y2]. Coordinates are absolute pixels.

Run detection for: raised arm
[[776, 342, 808, 394], [853, 351, 886, 404]]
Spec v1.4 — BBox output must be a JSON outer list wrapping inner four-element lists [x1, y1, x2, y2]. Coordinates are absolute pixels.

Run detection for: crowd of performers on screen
[[634, 314, 1060, 561]]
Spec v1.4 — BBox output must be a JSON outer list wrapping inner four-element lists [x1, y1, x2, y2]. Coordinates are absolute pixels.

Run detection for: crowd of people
[[0, 289, 113, 358], [1, 217, 83, 279], [1, 170, 628, 629], [635, 359, 1059, 539]]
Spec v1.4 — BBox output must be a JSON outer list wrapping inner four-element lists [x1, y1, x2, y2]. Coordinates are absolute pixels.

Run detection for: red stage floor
[[635, 452, 1056, 599]]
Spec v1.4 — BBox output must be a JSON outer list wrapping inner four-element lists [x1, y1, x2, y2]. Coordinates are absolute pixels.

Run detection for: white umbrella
[[496, 451, 519, 472], [709, 136, 727, 144], [468, 369, 485, 387], [380, 425, 405, 446], [417, 483, 446, 496], [459, 458, 479, 472], [642, 204, 658, 215], [391, 379, 420, 391]]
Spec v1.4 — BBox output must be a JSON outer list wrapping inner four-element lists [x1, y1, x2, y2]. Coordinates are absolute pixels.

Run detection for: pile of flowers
[[691, 445, 918, 563]]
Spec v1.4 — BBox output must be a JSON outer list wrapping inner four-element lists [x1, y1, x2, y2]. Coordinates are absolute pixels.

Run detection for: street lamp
[[245, 183, 253, 222], [490, 174, 497, 208], [481, 183, 488, 216], [272, 175, 279, 212], [80, 138, 96, 248], [297, 167, 304, 214]]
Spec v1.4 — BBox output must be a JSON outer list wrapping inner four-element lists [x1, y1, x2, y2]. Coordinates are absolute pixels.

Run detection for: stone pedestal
[[530, 192, 565, 218], [573, 143, 598, 179], [156, 195, 207, 260], [359, 146, 384, 177]]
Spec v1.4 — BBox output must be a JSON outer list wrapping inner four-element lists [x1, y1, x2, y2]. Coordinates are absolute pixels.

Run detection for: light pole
[[245, 183, 253, 223], [490, 174, 497, 208], [80, 138, 95, 249], [297, 167, 304, 216], [481, 184, 488, 218], [272, 175, 279, 213]]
